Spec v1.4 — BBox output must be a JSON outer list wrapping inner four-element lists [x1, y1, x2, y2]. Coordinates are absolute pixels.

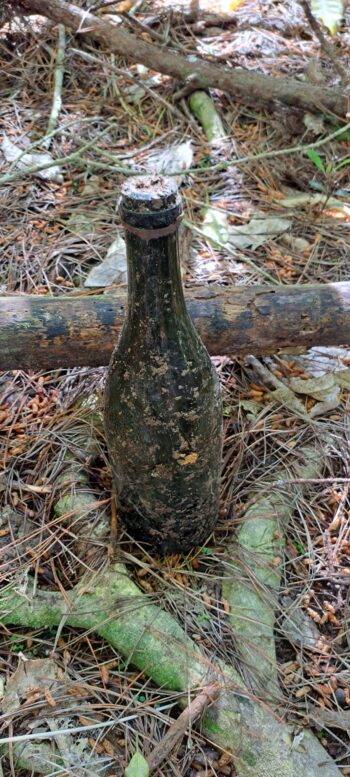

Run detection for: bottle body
[[104, 177, 222, 553]]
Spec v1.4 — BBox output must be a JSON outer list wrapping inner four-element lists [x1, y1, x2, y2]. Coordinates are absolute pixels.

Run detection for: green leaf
[[293, 539, 306, 556], [223, 404, 236, 416], [335, 156, 350, 170], [201, 207, 229, 246], [311, 0, 344, 34], [198, 612, 211, 623], [306, 149, 326, 173], [333, 126, 350, 141], [125, 752, 150, 777]]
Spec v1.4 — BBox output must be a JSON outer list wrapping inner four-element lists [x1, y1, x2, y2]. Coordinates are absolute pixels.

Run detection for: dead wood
[[0, 281, 349, 370], [147, 683, 220, 773], [10, 0, 349, 115]]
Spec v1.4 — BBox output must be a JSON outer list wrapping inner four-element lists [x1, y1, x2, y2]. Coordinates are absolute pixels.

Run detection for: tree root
[[1, 555, 341, 776], [223, 444, 322, 696], [0, 406, 342, 776]]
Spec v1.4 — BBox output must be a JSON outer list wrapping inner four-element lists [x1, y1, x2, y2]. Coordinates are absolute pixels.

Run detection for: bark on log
[[12, 0, 348, 116], [1, 282, 349, 371]]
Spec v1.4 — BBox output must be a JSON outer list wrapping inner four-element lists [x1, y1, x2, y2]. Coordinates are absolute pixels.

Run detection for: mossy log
[[1, 281, 349, 370]]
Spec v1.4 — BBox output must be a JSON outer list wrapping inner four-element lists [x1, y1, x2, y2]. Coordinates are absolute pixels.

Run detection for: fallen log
[[1, 282, 349, 370], [11, 0, 348, 116]]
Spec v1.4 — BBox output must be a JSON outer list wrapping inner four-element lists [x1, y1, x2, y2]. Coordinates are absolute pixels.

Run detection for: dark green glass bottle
[[104, 175, 222, 554]]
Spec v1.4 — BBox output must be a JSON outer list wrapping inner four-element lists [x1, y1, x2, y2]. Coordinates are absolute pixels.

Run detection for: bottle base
[[116, 503, 217, 555]]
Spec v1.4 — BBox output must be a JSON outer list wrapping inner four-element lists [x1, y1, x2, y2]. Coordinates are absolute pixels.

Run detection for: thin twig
[[71, 46, 190, 122], [42, 24, 66, 149], [89, 0, 123, 10], [0, 116, 94, 180], [0, 704, 176, 746], [147, 684, 220, 773], [2, 116, 350, 184], [300, 0, 348, 82], [0, 122, 131, 184], [123, 11, 165, 43], [187, 119, 350, 177], [273, 477, 350, 485], [88, 114, 350, 177]]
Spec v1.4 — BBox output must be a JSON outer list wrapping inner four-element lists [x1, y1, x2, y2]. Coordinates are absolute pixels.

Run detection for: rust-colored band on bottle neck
[[121, 216, 182, 241]]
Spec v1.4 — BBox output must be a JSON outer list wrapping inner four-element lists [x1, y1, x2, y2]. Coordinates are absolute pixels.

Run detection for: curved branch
[[11, 0, 348, 115]]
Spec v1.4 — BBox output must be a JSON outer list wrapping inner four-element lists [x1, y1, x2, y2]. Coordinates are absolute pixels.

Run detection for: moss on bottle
[[104, 176, 222, 553]]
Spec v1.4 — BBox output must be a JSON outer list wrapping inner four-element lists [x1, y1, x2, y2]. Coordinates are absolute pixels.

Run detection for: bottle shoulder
[[105, 339, 221, 426], [106, 338, 219, 395], [109, 316, 215, 379]]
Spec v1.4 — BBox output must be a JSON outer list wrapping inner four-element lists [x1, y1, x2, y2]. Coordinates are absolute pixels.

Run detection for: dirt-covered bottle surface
[[104, 175, 222, 554]]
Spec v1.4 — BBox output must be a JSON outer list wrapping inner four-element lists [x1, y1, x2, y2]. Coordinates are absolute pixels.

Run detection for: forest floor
[[1, 0, 350, 775]]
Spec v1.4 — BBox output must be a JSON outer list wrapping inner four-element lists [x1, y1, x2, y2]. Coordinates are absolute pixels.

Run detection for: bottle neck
[[125, 229, 188, 329]]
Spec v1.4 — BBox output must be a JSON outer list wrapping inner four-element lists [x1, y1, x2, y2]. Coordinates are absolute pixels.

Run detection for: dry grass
[[1, 0, 350, 774]]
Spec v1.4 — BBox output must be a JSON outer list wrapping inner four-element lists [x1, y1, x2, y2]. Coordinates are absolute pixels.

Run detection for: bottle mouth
[[120, 175, 182, 232]]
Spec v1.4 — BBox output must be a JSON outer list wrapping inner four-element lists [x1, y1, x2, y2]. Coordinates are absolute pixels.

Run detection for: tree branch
[[299, 0, 348, 82], [0, 282, 349, 370], [10, 0, 349, 115]]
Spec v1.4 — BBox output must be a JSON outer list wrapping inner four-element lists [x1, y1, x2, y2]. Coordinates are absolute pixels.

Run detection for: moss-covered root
[[188, 91, 225, 141], [1, 743, 63, 776], [222, 445, 322, 696], [52, 401, 111, 566], [188, 91, 231, 248], [1, 564, 340, 777]]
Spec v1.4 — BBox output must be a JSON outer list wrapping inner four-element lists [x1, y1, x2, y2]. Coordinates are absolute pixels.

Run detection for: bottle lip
[[120, 175, 182, 230]]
